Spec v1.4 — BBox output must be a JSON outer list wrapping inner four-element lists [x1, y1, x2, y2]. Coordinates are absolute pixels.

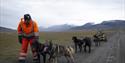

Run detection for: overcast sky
[[0, 0, 125, 29]]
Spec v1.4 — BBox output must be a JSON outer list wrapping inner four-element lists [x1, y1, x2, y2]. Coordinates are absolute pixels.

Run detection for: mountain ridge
[[0, 26, 16, 32], [70, 20, 125, 31], [1, 20, 125, 32]]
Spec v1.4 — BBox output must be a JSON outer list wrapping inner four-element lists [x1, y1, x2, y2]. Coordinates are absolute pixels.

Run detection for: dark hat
[[24, 14, 31, 21]]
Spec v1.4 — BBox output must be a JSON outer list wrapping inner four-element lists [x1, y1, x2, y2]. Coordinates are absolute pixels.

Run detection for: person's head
[[72, 36, 77, 40], [24, 14, 31, 24]]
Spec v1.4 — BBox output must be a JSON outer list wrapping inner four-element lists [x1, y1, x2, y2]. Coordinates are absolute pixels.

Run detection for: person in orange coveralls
[[17, 14, 39, 63]]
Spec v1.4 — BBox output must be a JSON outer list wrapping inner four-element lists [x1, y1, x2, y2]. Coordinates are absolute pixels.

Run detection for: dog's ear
[[49, 40, 52, 42], [49, 40, 53, 46]]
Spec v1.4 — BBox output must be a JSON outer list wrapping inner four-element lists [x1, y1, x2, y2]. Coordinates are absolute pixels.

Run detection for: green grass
[[0, 32, 20, 62], [39, 31, 96, 45]]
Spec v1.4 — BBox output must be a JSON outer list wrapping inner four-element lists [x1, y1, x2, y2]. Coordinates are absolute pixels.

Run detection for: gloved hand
[[18, 35, 23, 44]]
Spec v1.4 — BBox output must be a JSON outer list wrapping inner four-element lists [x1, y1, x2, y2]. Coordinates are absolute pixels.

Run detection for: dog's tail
[[67, 46, 75, 55]]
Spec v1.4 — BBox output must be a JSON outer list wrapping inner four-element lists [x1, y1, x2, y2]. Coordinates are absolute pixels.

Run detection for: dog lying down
[[49, 44, 75, 63]]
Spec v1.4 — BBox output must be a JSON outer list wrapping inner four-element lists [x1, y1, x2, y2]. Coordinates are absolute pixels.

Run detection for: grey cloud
[[0, 0, 124, 29]]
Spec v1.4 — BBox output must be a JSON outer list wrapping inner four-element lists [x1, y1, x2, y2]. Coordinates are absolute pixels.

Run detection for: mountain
[[1, 20, 124, 32], [71, 22, 95, 30], [0, 26, 16, 32], [39, 26, 48, 31], [39, 24, 76, 32], [101, 20, 125, 28], [83, 23, 95, 27], [39, 20, 125, 32], [71, 20, 125, 30]]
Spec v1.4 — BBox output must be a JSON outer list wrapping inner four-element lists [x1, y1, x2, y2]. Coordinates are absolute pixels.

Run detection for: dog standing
[[83, 37, 91, 53], [49, 44, 75, 63], [72, 36, 84, 53]]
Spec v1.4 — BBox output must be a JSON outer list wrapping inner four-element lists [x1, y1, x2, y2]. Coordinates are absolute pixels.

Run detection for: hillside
[[39, 24, 75, 32], [0, 26, 16, 32], [71, 20, 125, 30]]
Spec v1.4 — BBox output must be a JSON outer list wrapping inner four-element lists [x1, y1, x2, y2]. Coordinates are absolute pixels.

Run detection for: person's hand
[[18, 35, 22, 44]]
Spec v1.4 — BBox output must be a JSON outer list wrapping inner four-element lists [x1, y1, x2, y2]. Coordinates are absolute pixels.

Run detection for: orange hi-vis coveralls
[[17, 18, 39, 61]]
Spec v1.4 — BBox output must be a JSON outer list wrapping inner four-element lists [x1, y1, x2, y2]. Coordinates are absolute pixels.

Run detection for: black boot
[[33, 59, 40, 63], [19, 60, 26, 63]]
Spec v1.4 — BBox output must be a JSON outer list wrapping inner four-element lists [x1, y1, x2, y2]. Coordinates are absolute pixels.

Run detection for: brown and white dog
[[48, 44, 75, 63]]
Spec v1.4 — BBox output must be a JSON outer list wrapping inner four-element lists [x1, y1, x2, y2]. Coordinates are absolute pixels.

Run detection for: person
[[17, 14, 39, 63]]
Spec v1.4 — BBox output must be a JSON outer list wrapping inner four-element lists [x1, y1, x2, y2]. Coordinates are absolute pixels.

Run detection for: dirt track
[[57, 31, 125, 63], [119, 31, 125, 63]]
